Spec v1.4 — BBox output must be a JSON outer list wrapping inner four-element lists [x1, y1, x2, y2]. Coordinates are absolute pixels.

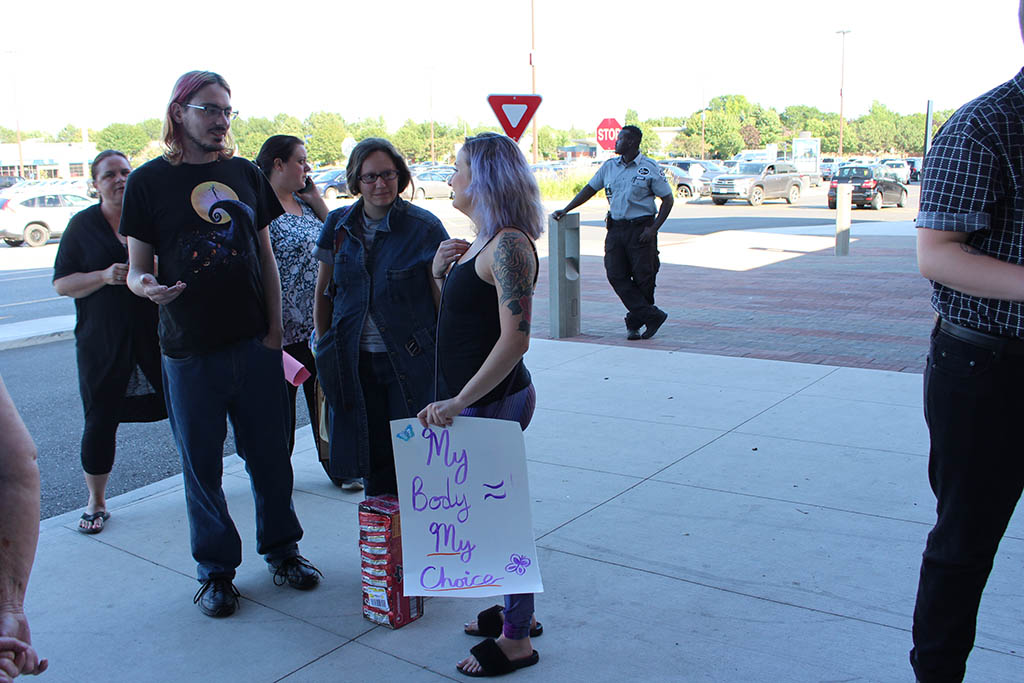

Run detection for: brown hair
[[345, 138, 412, 197]]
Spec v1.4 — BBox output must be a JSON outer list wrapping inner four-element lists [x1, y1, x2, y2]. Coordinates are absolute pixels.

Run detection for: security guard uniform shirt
[[587, 154, 672, 221]]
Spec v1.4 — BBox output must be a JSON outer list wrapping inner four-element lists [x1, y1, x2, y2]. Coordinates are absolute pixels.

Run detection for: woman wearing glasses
[[313, 138, 465, 495], [255, 135, 329, 464], [53, 150, 166, 534], [417, 133, 543, 677]]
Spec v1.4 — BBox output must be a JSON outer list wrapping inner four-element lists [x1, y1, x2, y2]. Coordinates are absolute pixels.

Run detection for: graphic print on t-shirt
[[180, 181, 255, 282]]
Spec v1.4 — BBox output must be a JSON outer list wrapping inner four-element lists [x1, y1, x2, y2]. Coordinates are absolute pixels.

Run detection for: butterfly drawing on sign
[[505, 554, 531, 576], [395, 424, 414, 442]]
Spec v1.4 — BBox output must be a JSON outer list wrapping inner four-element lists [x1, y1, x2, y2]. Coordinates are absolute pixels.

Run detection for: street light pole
[[836, 30, 851, 160], [530, 0, 538, 164]]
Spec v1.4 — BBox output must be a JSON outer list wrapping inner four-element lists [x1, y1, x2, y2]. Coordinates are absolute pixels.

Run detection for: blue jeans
[[911, 323, 1024, 682], [161, 337, 303, 582]]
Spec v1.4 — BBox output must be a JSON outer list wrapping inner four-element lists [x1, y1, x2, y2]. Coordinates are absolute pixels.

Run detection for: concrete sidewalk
[[26, 338, 1024, 682]]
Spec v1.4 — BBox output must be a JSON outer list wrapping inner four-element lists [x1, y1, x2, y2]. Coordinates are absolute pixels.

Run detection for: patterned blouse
[[269, 196, 322, 346]]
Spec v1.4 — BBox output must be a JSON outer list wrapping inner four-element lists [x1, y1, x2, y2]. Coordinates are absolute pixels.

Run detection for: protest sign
[[390, 416, 544, 598]]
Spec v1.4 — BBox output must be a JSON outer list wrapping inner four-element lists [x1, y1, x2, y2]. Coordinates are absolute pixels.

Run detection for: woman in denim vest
[[312, 138, 466, 495]]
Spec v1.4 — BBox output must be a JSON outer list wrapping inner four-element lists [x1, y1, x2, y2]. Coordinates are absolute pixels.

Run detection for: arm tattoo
[[959, 242, 983, 256], [493, 231, 536, 335]]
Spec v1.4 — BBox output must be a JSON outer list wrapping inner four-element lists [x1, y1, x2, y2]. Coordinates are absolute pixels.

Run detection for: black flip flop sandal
[[464, 605, 543, 638], [457, 638, 539, 678], [78, 510, 110, 535]]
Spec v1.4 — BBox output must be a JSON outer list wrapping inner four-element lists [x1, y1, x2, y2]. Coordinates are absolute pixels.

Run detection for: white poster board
[[390, 416, 544, 598]]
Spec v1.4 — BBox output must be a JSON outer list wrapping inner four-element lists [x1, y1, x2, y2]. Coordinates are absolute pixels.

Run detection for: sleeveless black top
[[437, 233, 537, 407]]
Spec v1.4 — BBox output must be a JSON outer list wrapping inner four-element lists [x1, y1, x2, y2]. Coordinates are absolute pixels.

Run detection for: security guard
[[553, 125, 673, 340]]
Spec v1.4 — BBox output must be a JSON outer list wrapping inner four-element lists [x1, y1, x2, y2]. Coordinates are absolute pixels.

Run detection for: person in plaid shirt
[[911, 4, 1024, 680]]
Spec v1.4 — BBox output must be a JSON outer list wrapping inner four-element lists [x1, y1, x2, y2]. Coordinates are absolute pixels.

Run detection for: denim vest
[[315, 197, 448, 479]]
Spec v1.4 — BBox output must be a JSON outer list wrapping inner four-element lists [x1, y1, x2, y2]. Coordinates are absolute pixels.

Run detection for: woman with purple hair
[[418, 132, 544, 677]]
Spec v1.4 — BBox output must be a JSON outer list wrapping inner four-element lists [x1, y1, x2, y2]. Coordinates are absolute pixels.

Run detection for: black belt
[[607, 215, 654, 228], [937, 318, 1024, 354]]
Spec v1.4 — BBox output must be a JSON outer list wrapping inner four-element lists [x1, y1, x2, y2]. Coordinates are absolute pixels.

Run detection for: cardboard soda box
[[358, 494, 423, 629]]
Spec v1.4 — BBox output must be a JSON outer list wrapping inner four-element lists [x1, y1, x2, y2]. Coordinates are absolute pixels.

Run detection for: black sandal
[[464, 604, 542, 638], [457, 638, 539, 678]]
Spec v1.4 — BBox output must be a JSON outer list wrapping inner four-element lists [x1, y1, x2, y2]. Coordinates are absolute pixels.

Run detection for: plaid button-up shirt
[[918, 68, 1024, 338]]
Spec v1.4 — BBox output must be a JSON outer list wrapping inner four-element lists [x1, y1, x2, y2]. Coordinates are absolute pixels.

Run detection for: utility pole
[[836, 30, 851, 160], [530, 0, 538, 163], [700, 109, 706, 160]]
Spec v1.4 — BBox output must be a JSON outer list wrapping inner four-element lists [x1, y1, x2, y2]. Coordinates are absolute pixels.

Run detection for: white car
[[0, 191, 96, 247], [881, 159, 911, 184]]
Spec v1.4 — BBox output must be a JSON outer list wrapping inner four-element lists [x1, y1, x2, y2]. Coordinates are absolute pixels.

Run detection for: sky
[[2, 0, 1022, 137]]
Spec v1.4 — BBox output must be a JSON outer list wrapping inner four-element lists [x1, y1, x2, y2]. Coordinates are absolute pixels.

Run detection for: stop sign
[[596, 118, 622, 151]]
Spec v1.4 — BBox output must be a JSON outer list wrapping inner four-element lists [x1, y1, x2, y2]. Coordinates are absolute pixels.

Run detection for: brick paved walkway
[[532, 234, 932, 373]]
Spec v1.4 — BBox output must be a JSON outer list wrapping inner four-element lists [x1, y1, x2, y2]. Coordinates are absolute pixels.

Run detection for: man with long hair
[[911, 3, 1024, 679], [123, 71, 320, 618]]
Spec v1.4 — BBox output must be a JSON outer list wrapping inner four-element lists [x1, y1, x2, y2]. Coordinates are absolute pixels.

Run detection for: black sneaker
[[193, 578, 239, 618], [641, 310, 669, 339], [626, 328, 642, 340], [269, 555, 322, 590]]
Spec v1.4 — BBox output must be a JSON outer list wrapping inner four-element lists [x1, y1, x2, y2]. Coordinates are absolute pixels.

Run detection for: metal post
[[835, 184, 852, 256], [548, 212, 581, 337], [836, 30, 850, 160], [924, 99, 934, 159]]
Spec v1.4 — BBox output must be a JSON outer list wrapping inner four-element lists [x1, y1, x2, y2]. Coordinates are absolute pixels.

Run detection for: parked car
[[408, 170, 453, 199], [710, 161, 803, 206], [314, 169, 349, 200], [0, 176, 24, 190], [820, 157, 837, 181], [662, 159, 727, 195], [659, 165, 704, 200], [0, 191, 96, 247], [880, 159, 911, 184], [906, 157, 924, 182], [827, 165, 909, 210]]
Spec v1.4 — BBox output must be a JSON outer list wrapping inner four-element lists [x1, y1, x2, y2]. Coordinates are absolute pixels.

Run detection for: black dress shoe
[[194, 578, 239, 618], [641, 310, 669, 339], [269, 555, 323, 590]]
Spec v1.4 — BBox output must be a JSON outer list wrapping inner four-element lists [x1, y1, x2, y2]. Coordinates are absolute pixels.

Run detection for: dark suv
[[828, 165, 908, 210], [710, 161, 804, 206]]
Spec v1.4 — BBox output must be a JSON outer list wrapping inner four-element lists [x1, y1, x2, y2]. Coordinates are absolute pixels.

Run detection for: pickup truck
[[710, 161, 804, 206]]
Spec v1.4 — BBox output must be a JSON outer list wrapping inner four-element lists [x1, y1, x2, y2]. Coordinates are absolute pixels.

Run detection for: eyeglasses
[[358, 169, 399, 184], [184, 103, 239, 121]]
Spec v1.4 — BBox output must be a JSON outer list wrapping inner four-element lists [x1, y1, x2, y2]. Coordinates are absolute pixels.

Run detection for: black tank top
[[437, 233, 537, 407]]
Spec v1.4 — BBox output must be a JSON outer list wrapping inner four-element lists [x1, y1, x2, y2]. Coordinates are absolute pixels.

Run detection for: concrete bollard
[[548, 213, 581, 338], [835, 184, 852, 256]]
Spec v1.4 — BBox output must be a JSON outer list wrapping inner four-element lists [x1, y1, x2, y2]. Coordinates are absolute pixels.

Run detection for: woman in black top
[[53, 150, 165, 534], [417, 133, 544, 678]]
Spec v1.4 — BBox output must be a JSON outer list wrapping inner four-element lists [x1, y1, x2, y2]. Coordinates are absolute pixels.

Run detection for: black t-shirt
[[119, 156, 283, 356]]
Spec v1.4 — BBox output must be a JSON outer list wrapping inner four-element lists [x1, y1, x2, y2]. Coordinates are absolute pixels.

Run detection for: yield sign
[[487, 94, 542, 142]]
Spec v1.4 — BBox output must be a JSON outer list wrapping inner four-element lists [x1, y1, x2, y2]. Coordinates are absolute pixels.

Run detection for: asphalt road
[[0, 186, 918, 521], [0, 340, 314, 520]]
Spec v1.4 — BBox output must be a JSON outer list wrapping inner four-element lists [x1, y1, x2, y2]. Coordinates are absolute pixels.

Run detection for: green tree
[[348, 116, 388, 142], [780, 105, 827, 133], [702, 109, 744, 159], [305, 111, 347, 166], [624, 109, 659, 155], [231, 116, 278, 159], [392, 119, 432, 162], [751, 106, 784, 145], [667, 132, 704, 158], [536, 125, 570, 160], [55, 124, 81, 143], [94, 123, 149, 159], [854, 101, 900, 154], [139, 118, 163, 141]]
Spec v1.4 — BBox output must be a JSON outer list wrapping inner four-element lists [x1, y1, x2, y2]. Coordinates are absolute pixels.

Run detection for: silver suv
[[710, 161, 803, 206]]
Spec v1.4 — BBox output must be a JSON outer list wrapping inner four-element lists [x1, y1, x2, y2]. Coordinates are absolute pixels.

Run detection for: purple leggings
[[460, 383, 537, 640]]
